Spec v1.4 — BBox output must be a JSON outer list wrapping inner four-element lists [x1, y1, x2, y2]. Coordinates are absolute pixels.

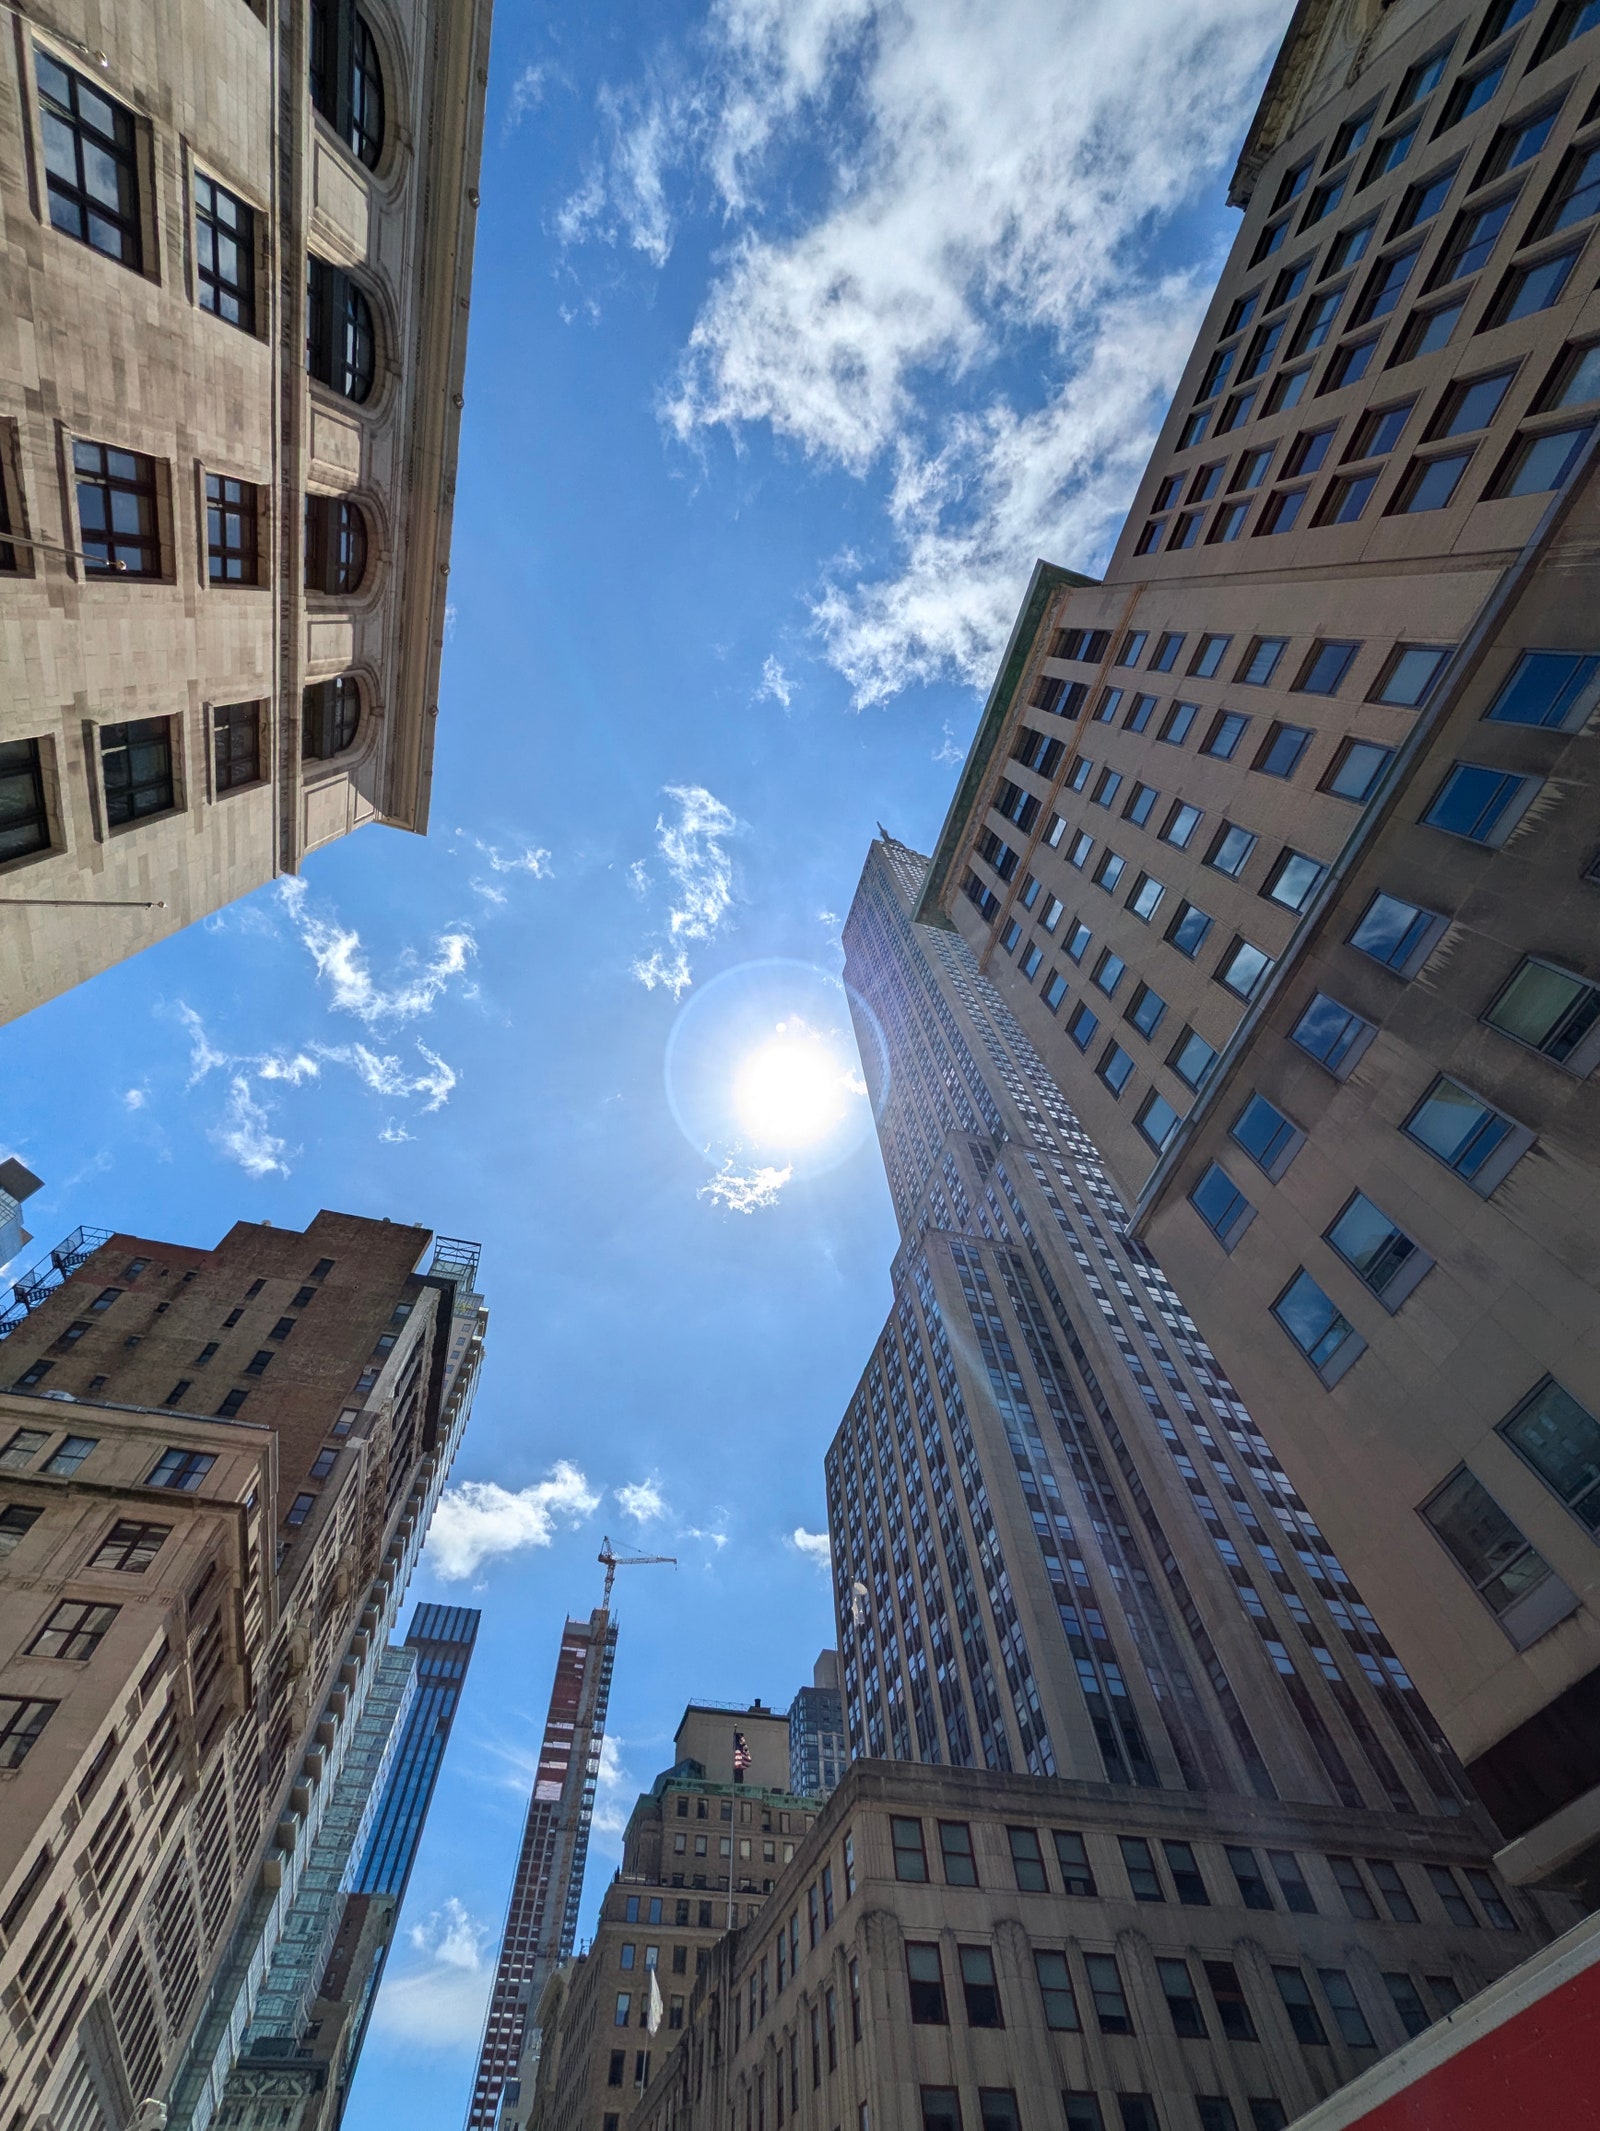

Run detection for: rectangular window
[[1162, 1840, 1209, 1905], [1053, 1829, 1096, 1895], [890, 1817, 927, 1881], [100, 718, 175, 825], [0, 1697, 56, 1770], [1273, 1967, 1328, 2045], [1007, 1826, 1047, 1890], [1093, 850, 1126, 894], [1355, 244, 1422, 324], [89, 1520, 171, 1572], [0, 741, 52, 863], [1092, 949, 1126, 997], [906, 1943, 947, 2024], [41, 1434, 96, 1476], [1034, 1949, 1079, 2028], [1150, 632, 1184, 672], [959, 1945, 1002, 2028], [1158, 1958, 1207, 2038], [1119, 1835, 1163, 1901], [1273, 1268, 1364, 1382], [1319, 1969, 1375, 2047], [145, 1448, 215, 1491], [1331, 1856, 1378, 1919], [1126, 982, 1166, 1038], [1066, 922, 1091, 963], [1369, 1859, 1419, 1923], [1205, 822, 1257, 878], [1159, 701, 1198, 745], [75, 442, 161, 577], [1020, 943, 1043, 979], [1191, 634, 1231, 678], [1428, 1865, 1480, 1929], [1202, 710, 1250, 759], [1166, 901, 1213, 958], [1217, 938, 1273, 1000], [205, 474, 261, 586], [1487, 423, 1593, 498], [1190, 1163, 1254, 1250], [1042, 971, 1068, 1012], [195, 173, 256, 331], [1465, 1867, 1516, 1930], [1207, 1957, 1259, 2039], [1098, 1042, 1135, 1097], [1085, 1952, 1132, 2034], [213, 702, 261, 793], [920, 2092, 960, 2131], [1500, 1377, 1600, 1531], [1317, 470, 1381, 523], [1264, 847, 1325, 912], [1385, 1972, 1431, 2037], [1485, 957, 1600, 1068], [1230, 1094, 1301, 1178], [1238, 637, 1287, 686], [1394, 298, 1466, 365], [1322, 736, 1392, 803], [1257, 486, 1307, 534], [1124, 693, 1159, 733], [35, 51, 142, 267], [1403, 1075, 1529, 1193], [1434, 193, 1519, 288], [1161, 802, 1203, 850], [1290, 993, 1376, 1078], [1063, 2103, 1105, 2131], [938, 1821, 977, 1885], [29, 1599, 118, 1660], [1422, 762, 1536, 844], [1326, 1193, 1430, 1307], [1485, 246, 1581, 327], [1487, 650, 1599, 729], [1171, 1028, 1218, 1092], [1322, 334, 1378, 390], [1127, 873, 1164, 922], [284, 1490, 314, 1525], [0, 1505, 42, 1556], [1197, 2104, 1237, 2131], [1420, 1467, 1553, 1621], [1123, 780, 1159, 826]]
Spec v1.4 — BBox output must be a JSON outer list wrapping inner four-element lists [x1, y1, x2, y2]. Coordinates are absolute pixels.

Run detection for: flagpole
[[727, 1727, 737, 1935]]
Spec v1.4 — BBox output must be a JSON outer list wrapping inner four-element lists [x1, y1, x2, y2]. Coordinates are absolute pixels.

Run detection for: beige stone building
[[0, 1214, 486, 2129], [627, 1760, 1557, 2131], [915, 0, 1600, 1911], [0, 0, 492, 1021], [515, 1696, 824, 2131]]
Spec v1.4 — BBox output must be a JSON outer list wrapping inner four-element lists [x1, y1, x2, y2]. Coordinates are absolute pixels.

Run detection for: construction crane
[[598, 1535, 677, 1609]]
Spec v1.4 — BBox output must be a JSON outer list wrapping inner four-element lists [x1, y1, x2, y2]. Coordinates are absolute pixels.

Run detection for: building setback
[[912, 0, 1600, 1903], [516, 1691, 825, 2131], [466, 1609, 618, 2131], [0, 0, 493, 1021], [0, 1215, 486, 2131]]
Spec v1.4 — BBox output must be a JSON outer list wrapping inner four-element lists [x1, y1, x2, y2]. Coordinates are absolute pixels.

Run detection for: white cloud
[[121, 1086, 148, 1112], [465, 835, 554, 907], [790, 1526, 832, 1571], [565, 0, 1282, 703], [630, 784, 741, 994], [214, 1076, 289, 1179], [617, 1478, 667, 1525], [756, 653, 793, 708], [378, 1119, 415, 1145], [279, 877, 476, 1025], [426, 1462, 601, 1582], [698, 1158, 793, 1213], [507, 61, 550, 130], [371, 1898, 493, 2051], [592, 1732, 633, 1839], [932, 719, 966, 766]]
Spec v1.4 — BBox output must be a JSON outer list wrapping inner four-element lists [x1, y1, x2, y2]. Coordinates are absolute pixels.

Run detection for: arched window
[[306, 258, 374, 402], [302, 676, 361, 759], [310, 0, 385, 169], [304, 495, 368, 594]]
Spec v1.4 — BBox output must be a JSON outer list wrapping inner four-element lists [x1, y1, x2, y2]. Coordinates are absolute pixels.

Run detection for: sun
[[732, 1031, 853, 1149]]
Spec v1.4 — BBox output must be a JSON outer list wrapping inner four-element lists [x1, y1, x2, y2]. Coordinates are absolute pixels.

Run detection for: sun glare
[[733, 1033, 852, 1149]]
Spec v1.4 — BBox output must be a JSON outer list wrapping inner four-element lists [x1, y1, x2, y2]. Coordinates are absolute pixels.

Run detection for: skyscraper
[[911, 0, 1600, 1904], [0, 1214, 486, 2131], [0, 0, 492, 1023], [788, 1652, 847, 1801], [355, 1603, 482, 1907], [466, 1609, 618, 2131]]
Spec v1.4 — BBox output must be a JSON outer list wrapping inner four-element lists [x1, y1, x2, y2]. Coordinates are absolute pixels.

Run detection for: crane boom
[[598, 1535, 678, 1607]]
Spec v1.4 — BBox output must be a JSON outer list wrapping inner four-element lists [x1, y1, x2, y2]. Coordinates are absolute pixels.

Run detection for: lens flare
[[733, 1029, 854, 1149]]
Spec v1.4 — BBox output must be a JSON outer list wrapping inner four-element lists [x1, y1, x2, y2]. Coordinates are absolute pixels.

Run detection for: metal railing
[[0, 1226, 112, 1340]]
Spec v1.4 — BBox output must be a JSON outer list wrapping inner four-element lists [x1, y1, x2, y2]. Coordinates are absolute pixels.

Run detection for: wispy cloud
[[790, 1526, 833, 1571], [371, 1898, 494, 2051], [630, 784, 741, 996], [279, 877, 476, 1025], [755, 653, 793, 708], [698, 1158, 792, 1213], [121, 1085, 149, 1112], [617, 1478, 667, 1525], [933, 720, 966, 766], [562, 0, 1281, 704], [592, 1733, 634, 1838], [214, 1076, 290, 1179], [506, 62, 549, 131], [426, 1462, 601, 1582]]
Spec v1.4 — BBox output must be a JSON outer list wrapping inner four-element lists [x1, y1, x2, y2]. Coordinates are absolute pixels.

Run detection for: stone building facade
[[515, 1694, 825, 2131], [0, 0, 492, 1020], [912, 0, 1600, 1900], [628, 1761, 1555, 2131], [0, 1214, 486, 2130]]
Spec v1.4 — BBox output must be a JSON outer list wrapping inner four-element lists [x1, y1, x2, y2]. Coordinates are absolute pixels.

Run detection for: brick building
[[0, 1214, 486, 2130]]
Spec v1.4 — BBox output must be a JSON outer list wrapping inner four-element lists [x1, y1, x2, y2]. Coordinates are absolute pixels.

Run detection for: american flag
[[732, 1729, 752, 1773]]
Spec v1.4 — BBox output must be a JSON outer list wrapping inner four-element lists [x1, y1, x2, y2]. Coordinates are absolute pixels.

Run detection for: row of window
[[33, 0, 382, 285], [886, 1812, 1512, 1928], [900, 1931, 1465, 2061], [0, 1428, 215, 1493], [1153, 0, 1600, 492], [1, 680, 363, 868], [0, 431, 371, 593], [1039, 625, 1448, 707], [921, 2089, 1289, 2131]]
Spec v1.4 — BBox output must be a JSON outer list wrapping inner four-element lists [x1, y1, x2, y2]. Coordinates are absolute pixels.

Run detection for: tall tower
[[465, 1609, 617, 2131]]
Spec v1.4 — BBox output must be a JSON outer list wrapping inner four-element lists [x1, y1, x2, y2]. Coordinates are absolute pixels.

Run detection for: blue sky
[[6, 0, 1292, 2115]]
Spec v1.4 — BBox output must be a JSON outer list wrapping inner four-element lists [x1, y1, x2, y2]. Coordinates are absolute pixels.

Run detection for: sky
[[5, 0, 1293, 2117]]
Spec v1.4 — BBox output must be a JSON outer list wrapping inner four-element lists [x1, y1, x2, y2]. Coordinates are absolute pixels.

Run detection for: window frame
[[33, 48, 144, 271]]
